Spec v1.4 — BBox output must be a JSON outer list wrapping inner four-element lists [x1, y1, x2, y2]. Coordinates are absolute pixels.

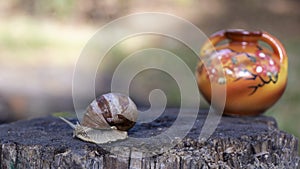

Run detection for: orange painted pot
[[196, 29, 288, 116]]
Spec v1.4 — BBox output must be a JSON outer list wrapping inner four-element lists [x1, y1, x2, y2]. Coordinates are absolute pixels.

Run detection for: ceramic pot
[[196, 29, 288, 116]]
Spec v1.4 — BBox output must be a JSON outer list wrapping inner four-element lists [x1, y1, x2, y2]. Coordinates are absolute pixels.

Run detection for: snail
[[60, 93, 138, 144]]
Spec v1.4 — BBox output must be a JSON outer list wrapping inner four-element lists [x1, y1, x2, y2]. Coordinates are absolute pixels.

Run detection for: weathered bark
[[0, 109, 298, 169]]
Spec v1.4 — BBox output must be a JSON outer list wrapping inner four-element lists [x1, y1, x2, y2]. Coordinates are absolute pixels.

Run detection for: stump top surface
[[0, 109, 298, 169], [0, 110, 276, 149]]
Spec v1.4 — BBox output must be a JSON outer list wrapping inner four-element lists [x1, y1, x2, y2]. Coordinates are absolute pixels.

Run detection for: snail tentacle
[[59, 117, 76, 129]]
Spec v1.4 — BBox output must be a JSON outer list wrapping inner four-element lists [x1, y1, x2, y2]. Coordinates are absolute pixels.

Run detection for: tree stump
[[0, 109, 298, 169]]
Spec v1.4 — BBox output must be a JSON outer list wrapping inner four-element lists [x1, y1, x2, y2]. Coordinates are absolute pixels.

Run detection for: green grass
[[0, 16, 91, 49], [0, 16, 93, 67], [51, 112, 76, 118]]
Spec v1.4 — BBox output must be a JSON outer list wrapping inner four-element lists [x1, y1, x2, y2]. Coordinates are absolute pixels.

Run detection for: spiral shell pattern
[[81, 93, 138, 131]]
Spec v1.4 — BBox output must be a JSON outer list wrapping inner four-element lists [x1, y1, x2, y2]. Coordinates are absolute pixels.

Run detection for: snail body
[[60, 93, 138, 144]]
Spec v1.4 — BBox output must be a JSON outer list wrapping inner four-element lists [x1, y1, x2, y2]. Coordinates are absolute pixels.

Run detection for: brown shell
[[81, 93, 138, 131]]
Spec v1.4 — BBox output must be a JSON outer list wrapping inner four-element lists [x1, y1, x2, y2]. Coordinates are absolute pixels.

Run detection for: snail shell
[[82, 93, 138, 131], [60, 93, 138, 144]]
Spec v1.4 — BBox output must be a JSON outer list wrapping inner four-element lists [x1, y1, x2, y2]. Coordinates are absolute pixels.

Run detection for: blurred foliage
[[2, 0, 299, 38], [5, 0, 75, 18]]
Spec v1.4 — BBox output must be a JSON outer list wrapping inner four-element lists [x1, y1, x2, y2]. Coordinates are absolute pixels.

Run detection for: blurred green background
[[0, 0, 299, 143]]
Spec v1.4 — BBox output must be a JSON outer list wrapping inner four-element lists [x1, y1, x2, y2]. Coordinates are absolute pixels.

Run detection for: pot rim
[[225, 29, 262, 37]]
